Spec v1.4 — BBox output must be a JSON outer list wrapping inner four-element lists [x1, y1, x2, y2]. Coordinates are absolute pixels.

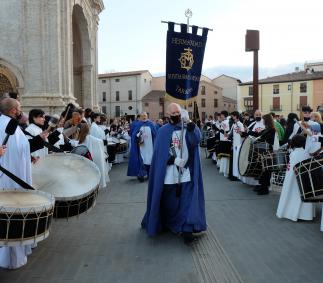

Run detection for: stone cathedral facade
[[0, 0, 104, 114]]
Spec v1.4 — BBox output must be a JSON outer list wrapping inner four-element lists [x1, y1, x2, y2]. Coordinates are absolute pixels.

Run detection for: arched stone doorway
[[0, 59, 24, 99], [72, 4, 92, 108]]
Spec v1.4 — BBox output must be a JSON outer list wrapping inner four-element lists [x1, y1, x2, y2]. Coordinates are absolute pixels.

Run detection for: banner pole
[[160, 21, 213, 32]]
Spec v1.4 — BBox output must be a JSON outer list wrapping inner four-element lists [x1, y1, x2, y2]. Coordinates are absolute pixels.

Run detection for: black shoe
[[182, 232, 198, 245], [253, 185, 262, 192], [138, 176, 145, 183], [229, 176, 239, 181], [257, 189, 269, 195]]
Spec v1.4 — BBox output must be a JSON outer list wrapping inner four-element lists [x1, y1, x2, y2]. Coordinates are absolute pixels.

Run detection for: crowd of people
[[1, 92, 323, 268], [0, 95, 137, 269], [203, 106, 323, 225]]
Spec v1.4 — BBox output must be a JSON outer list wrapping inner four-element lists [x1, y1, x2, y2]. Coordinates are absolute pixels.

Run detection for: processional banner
[[165, 22, 209, 104]]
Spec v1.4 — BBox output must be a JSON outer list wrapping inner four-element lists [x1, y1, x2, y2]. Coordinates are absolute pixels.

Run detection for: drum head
[[32, 153, 101, 201], [238, 137, 251, 176], [0, 188, 55, 213]]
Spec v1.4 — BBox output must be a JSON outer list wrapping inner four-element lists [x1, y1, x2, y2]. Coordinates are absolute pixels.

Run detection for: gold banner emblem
[[178, 48, 194, 71]]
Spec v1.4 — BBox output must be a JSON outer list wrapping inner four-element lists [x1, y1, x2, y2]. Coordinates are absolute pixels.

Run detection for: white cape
[[0, 114, 32, 269], [80, 135, 109, 188], [90, 122, 106, 140], [276, 148, 315, 221]]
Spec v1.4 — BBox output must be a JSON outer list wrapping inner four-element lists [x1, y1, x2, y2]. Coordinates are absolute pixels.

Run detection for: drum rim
[[238, 137, 251, 176], [0, 188, 55, 212], [32, 153, 101, 201], [0, 230, 51, 247]]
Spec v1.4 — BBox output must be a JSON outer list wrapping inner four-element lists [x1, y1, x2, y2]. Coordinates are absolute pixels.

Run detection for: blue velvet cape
[[127, 120, 157, 177], [141, 123, 207, 236]]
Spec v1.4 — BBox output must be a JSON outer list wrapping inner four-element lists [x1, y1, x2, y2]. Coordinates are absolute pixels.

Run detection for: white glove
[[174, 157, 185, 168]]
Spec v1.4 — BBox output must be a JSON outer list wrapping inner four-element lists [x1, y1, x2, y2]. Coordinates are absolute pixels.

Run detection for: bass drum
[[0, 188, 55, 246], [238, 136, 270, 177], [294, 154, 323, 202], [32, 153, 101, 219]]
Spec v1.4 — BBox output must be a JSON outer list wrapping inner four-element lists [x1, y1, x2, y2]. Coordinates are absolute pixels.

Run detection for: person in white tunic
[[72, 123, 108, 188], [0, 98, 33, 269], [276, 135, 315, 221], [25, 109, 48, 159], [229, 111, 244, 179], [218, 111, 231, 177], [90, 112, 106, 141], [240, 110, 265, 186]]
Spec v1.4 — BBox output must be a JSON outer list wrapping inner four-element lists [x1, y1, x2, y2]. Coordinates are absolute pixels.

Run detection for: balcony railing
[[270, 105, 282, 111]]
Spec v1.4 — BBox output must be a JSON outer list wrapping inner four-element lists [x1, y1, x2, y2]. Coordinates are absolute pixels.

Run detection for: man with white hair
[[142, 103, 206, 244], [127, 112, 157, 182]]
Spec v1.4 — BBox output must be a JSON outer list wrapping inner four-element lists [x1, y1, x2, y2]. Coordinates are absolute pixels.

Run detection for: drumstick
[[294, 118, 311, 136], [63, 106, 71, 122]]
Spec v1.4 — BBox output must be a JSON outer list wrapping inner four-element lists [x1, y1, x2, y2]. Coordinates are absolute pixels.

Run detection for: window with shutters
[[102, 92, 106, 102], [201, 99, 206, 107], [273, 84, 279, 94], [116, 91, 120, 101], [272, 97, 281, 111], [201, 86, 206, 95], [214, 99, 218, 108], [115, 106, 120, 117], [300, 82, 307, 93], [248, 86, 253, 96]]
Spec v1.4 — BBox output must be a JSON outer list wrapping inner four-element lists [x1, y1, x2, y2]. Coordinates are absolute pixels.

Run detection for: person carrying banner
[[127, 112, 156, 182], [141, 103, 206, 245]]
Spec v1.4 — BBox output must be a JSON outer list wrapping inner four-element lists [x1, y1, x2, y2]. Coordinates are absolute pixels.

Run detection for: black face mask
[[303, 117, 310, 122], [255, 117, 261, 122], [170, 115, 181, 124]]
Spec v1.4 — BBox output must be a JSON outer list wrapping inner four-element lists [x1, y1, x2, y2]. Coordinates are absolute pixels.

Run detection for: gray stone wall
[[0, 0, 104, 114]]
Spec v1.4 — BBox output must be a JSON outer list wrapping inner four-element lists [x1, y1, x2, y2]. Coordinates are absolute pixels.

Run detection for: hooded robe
[[127, 120, 156, 177], [141, 123, 206, 236]]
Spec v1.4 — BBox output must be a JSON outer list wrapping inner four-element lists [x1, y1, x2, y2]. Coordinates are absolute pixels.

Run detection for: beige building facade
[[238, 69, 323, 116], [141, 76, 237, 121], [0, 0, 104, 114], [212, 75, 241, 101]]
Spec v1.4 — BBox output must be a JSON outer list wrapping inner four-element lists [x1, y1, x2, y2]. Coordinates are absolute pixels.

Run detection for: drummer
[[90, 112, 106, 141], [276, 134, 315, 221], [218, 111, 231, 177], [243, 113, 278, 195], [73, 123, 109, 187], [229, 111, 244, 180], [0, 98, 36, 269]]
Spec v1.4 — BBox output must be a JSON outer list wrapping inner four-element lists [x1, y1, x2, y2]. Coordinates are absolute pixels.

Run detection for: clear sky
[[98, 0, 323, 79]]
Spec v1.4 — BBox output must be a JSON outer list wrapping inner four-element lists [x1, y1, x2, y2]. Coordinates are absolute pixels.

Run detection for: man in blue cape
[[127, 112, 157, 182], [141, 103, 206, 244]]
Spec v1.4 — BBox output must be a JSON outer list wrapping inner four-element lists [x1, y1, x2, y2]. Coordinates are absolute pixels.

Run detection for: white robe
[[276, 148, 315, 221], [138, 125, 153, 166], [90, 122, 106, 140], [80, 135, 109, 188], [0, 115, 32, 269], [25, 123, 48, 158], [218, 118, 230, 177], [231, 121, 244, 178]]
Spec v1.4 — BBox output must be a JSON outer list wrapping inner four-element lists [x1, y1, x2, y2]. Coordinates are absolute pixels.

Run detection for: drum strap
[[0, 164, 35, 190], [23, 129, 64, 153]]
